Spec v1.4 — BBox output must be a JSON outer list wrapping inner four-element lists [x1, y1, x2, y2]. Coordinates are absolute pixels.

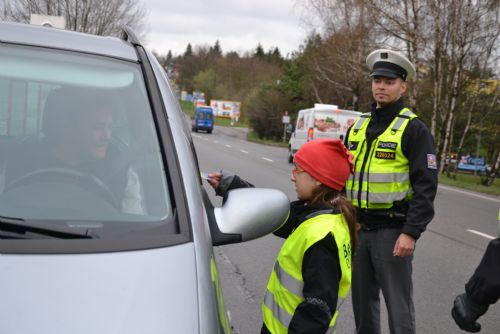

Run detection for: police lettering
[[375, 151, 396, 160], [377, 141, 398, 150]]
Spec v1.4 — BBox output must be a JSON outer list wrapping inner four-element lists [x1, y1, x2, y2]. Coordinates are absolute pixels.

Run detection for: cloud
[[142, 0, 307, 57]]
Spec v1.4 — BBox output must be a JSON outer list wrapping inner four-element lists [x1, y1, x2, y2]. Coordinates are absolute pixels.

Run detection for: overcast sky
[[142, 0, 310, 57]]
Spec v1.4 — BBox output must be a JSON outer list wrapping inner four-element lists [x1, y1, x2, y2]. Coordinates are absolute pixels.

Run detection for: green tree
[[254, 43, 265, 59], [194, 69, 217, 102], [183, 43, 193, 57], [210, 40, 223, 57], [246, 83, 296, 140]]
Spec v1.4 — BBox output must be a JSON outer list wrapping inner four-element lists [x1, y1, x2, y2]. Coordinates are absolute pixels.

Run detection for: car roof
[[0, 21, 138, 61]]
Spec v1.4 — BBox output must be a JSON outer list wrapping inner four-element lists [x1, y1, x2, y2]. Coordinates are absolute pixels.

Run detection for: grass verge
[[214, 117, 249, 128], [246, 131, 289, 148], [180, 100, 195, 117], [438, 172, 500, 196]]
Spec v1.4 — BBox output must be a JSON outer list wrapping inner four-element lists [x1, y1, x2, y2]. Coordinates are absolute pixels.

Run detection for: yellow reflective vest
[[345, 108, 416, 209], [262, 213, 352, 334]]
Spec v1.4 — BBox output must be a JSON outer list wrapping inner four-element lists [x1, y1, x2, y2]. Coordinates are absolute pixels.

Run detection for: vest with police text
[[345, 108, 416, 209]]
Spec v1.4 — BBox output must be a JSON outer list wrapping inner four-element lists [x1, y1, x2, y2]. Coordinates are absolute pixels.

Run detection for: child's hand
[[207, 172, 222, 189]]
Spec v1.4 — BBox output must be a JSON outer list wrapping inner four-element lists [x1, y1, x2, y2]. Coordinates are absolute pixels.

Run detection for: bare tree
[[434, 0, 499, 172], [2, 0, 147, 38], [365, 0, 428, 110], [299, 0, 374, 110]]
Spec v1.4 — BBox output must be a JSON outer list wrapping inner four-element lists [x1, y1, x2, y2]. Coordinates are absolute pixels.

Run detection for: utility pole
[[282, 111, 290, 142]]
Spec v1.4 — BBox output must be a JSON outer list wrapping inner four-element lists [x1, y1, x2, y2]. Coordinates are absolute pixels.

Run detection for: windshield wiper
[[0, 216, 94, 239]]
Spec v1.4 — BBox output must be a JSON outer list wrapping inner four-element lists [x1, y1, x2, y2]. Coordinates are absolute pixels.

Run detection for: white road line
[[438, 184, 500, 203], [225, 144, 232, 148], [262, 157, 274, 162], [240, 150, 248, 154], [467, 229, 495, 240], [213, 140, 219, 144]]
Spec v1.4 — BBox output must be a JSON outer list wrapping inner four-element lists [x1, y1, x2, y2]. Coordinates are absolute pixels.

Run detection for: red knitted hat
[[293, 139, 354, 191]]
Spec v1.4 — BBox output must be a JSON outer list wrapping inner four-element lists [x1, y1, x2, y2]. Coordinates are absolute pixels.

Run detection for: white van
[[288, 104, 361, 162]]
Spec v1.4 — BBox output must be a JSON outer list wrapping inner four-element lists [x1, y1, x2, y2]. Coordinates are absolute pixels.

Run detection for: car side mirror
[[212, 188, 289, 245]]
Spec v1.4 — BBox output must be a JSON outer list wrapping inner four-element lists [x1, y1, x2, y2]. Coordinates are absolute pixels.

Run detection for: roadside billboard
[[210, 100, 241, 120], [457, 155, 487, 172]]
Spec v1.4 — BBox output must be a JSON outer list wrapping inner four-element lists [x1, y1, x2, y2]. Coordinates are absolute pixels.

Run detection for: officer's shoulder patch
[[427, 154, 437, 169]]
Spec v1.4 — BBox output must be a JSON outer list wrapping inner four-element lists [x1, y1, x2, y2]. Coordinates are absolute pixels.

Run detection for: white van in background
[[288, 104, 361, 162]]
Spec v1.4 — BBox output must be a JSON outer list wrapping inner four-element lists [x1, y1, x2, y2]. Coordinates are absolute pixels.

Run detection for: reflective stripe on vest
[[353, 113, 371, 132], [262, 214, 352, 333], [345, 108, 416, 209]]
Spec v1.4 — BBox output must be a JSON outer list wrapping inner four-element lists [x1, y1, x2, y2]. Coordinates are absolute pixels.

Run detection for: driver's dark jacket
[[218, 175, 342, 334], [4, 140, 128, 206], [344, 98, 438, 239]]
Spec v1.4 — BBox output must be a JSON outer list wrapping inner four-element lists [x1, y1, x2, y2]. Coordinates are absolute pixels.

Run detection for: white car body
[[0, 21, 289, 334]]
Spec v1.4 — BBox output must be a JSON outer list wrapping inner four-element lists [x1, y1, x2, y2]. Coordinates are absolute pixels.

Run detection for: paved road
[[194, 126, 500, 334]]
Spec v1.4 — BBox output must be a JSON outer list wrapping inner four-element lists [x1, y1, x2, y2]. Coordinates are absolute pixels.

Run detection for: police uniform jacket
[[344, 98, 438, 239]]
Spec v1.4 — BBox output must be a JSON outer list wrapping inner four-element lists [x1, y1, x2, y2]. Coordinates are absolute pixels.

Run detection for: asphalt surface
[[194, 125, 500, 334]]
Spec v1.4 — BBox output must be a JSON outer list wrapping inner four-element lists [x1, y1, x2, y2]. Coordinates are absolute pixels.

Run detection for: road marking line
[[438, 184, 500, 203], [213, 140, 219, 144], [262, 157, 274, 162], [225, 144, 232, 148], [467, 229, 495, 240], [240, 150, 248, 154]]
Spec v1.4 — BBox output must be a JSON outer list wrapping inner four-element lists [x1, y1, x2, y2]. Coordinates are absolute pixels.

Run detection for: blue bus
[[192, 106, 214, 133]]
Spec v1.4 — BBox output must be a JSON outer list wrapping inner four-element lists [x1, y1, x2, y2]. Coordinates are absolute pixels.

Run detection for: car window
[[0, 43, 173, 236]]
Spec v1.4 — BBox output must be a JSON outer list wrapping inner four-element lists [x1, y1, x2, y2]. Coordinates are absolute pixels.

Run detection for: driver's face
[[72, 108, 113, 161]]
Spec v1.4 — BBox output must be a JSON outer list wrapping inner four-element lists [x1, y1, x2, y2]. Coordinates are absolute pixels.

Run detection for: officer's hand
[[451, 293, 489, 332], [392, 233, 415, 257]]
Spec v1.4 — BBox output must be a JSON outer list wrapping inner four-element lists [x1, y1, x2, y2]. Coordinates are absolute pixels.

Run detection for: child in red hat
[[208, 139, 358, 334]]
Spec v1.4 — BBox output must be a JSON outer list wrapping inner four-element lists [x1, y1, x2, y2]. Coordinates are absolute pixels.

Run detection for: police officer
[[344, 49, 438, 334], [451, 236, 500, 332]]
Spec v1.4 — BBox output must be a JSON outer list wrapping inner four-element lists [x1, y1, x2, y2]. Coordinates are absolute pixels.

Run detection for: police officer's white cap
[[366, 49, 416, 81]]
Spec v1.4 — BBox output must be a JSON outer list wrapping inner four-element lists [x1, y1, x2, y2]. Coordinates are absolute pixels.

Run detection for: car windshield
[[0, 43, 172, 234]]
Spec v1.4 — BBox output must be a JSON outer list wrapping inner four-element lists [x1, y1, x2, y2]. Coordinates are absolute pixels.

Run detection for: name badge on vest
[[375, 151, 396, 160], [377, 141, 398, 150], [348, 141, 359, 151]]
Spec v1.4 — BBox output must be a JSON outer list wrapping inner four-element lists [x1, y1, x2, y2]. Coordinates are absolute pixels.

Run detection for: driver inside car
[[3, 87, 145, 215]]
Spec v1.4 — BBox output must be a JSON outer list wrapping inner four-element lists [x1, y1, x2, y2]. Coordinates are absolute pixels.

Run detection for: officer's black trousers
[[352, 228, 415, 334]]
